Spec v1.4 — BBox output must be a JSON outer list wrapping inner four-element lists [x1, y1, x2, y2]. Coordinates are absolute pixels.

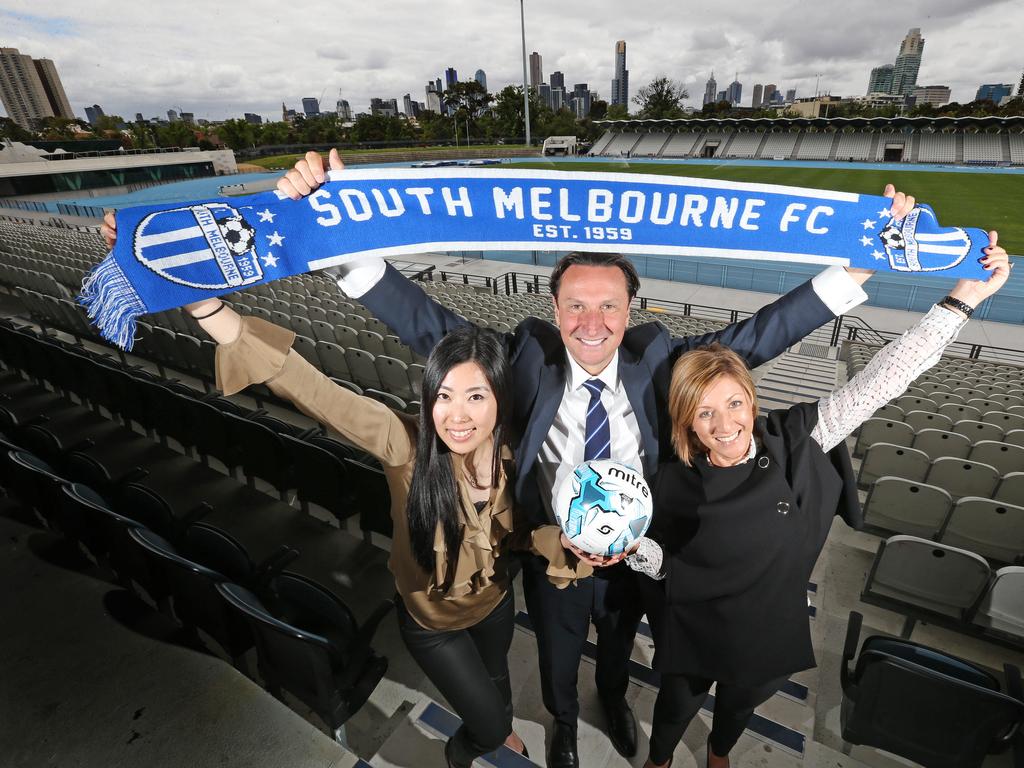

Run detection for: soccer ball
[[217, 214, 256, 255], [554, 459, 653, 557], [879, 224, 905, 251]]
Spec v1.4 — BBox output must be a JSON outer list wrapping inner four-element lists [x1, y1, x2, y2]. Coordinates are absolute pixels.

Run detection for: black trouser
[[648, 672, 787, 764], [521, 555, 645, 729], [396, 587, 516, 767]]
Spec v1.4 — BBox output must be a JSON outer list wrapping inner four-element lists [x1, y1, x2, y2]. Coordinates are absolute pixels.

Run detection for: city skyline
[[1, 1, 1021, 123]]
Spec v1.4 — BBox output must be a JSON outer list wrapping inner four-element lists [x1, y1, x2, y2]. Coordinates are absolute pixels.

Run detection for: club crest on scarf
[[877, 206, 971, 273], [133, 202, 264, 290]]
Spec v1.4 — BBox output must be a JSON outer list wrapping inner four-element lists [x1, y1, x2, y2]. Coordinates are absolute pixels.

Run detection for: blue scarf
[[80, 168, 989, 350]]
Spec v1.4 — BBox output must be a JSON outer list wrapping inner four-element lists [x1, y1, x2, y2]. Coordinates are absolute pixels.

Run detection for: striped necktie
[[583, 378, 611, 461]]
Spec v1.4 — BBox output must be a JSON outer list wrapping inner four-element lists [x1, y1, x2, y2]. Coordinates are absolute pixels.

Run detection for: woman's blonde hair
[[668, 343, 758, 465]]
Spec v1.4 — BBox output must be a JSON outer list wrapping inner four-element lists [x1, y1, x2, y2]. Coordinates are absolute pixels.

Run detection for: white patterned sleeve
[[811, 304, 967, 453], [625, 536, 666, 580]]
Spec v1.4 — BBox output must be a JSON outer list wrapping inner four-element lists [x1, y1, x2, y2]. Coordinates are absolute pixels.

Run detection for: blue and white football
[[555, 459, 653, 556]]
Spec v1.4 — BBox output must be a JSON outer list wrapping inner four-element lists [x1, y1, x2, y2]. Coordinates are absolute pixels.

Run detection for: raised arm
[[668, 185, 914, 368], [812, 232, 1011, 452]]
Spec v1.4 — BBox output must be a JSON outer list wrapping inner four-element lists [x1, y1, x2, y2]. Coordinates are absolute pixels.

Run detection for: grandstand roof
[[595, 114, 1024, 132]]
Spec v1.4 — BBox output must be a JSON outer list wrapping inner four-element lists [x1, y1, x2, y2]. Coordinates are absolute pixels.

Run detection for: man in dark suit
[[278, 151, 889, 768]]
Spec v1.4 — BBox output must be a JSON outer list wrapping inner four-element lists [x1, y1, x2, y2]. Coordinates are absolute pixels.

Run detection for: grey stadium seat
[[973, 567, 1024, 641], [952, 419, 1004, 444], [316, 342, 350, 381], [896, 395, 938, 414], [374, 355, 415, 402], [903, 410, 953, 433], [938, 403, 982, 423], [939, 497, 1024, 564], [912, 429, 972, 460], [925, 457, 1001, 502], [292, 334, 321, 368], [872, 403, 905, 422], [311, 320, 336, 344], [1004, 429, 1024, 449], [997, 473, 1024, 506], [863, 477, 952, 539], [863, 535, 991, 621], [854, 419, 915, 458], [983, 410, 1024, 433], [968, 441, 1024, 477], [858, 443, 931, 489], [345, 347, 381, 391], [358, 330, 387, 357]]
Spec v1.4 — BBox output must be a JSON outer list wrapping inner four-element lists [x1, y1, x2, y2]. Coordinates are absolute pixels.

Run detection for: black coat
[[642, 402, 861, 685]]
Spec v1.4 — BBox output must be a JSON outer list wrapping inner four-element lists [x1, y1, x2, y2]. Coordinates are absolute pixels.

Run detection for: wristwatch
[[937, 295, 974, 319]]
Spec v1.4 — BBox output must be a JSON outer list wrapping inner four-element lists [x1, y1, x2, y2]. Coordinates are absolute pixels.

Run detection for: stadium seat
[[854, 418, 914, 458], [895, 395, 938, 414], [974, 567, 1024, 642], [316, 342, 350, 381], [129, 527, 255, 670], [6, 449, 67, 529], [311, 320, 336, 344], [862, 535, 991, 621], [871, 403, 904, 422], [952, 419, 1005, 444], [344, 347, 381, 391], [357, 330, 386, 357], [939, 403, 982, 423], [968, 441, 1024, 476], [925, 457, 1001, 502], [985, 411, 1024, 433], [858, 443, 930, 489], [997, 473, 1024, 506], [279, 433, 356, 524], [292, 334, 321, 368], [862, 477, 952, 538], [840, 611, 1024, 768], [217, 575, 392, 743], [903, 410, 953, 433], [912, 428, 972, 460], [374, 355, 415, 402], [939, 497, 1024, 564], [1005, 429, 1024, 449]]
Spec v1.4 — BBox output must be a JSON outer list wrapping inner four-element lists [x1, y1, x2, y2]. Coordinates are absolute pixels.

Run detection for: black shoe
[[602, 697, 638, 758], [547, 722, 579, 768]]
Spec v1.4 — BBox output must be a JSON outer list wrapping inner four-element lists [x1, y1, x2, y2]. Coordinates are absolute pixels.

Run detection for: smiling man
[[276, 150, 909, 768]]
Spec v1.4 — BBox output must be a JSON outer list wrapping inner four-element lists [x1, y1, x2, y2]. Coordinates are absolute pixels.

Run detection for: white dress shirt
[[535, 352, 645, 522]]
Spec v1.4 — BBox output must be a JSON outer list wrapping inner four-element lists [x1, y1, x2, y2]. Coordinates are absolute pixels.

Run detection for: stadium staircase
[[790, 131, 807, 158], [956, 133, 966, 164]]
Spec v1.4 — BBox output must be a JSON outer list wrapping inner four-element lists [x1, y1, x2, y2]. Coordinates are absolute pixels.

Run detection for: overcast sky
[[2, 0, 1021, 123]]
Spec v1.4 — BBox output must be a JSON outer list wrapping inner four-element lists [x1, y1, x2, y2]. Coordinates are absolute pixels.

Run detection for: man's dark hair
[[548, 252, 641, 300]]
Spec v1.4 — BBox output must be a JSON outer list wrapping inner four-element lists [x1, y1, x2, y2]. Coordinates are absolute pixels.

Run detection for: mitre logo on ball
[[555, 459, 653, 557], [133, 202, 264, 290], [878, 206, 971, 273]]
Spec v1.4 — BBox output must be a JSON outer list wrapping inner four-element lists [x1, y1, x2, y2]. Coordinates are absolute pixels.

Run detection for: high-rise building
[[868, 64, 895, 95], [243, 112, 263, 124], [180, 112, 195, 124], [84, 104, 105, 126], [403, 93, 422, 118], [610, 40, 629, 107], [552, 87, 565, 111], [891, 28, 924, 96], [369, 98, 398, 117], [703, 72, 717, 106], [538, 83, 552, 110], [445, 68, 458, 90], [474, 69, 487, 91], [336, 98, 352, 120], [0, 47, 74, 129], [134, 112, 144, 123], [716, 90, 727, 103], [751, 84, 763, 108], [725, 76, 742, 106], [550, 71, 565, 91], [912, 85, 951, 107], [785, 88, 797, 103], [168, 109, 179, 122], [529, 52, 543, 90], [302, 97, 320, 117], [763, 83, 777, 105], [425, 81, 442, 113], [975, 83, 1013, 103], [571, 83, 592, 117]]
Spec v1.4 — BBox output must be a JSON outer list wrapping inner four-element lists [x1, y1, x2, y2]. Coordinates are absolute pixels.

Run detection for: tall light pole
[[519, 0, 531, 148]]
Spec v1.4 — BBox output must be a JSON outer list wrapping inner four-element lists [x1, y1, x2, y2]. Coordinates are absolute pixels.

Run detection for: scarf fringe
[[78, 255, 146, 351]]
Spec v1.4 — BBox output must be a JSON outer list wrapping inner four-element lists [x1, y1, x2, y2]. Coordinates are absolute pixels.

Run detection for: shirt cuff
[[334, 258, 387, 298], [811, 265, 868, 316]]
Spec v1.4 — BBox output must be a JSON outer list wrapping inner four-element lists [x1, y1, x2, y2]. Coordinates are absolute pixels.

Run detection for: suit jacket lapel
[[618, 347, 659, 474], [517, 361, 565, 480]]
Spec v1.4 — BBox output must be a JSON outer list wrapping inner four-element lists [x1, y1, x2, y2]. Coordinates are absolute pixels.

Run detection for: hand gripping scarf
[[80, 167, 990, 350]]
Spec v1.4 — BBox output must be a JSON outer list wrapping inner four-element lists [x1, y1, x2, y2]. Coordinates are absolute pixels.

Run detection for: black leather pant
[[396, 587, 515, 767], [648, 673, 787, 764]]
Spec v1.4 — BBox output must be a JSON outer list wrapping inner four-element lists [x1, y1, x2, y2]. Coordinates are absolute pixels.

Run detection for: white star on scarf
[[871, 250, 885, 260], [257, 209, 276, 223], [267, 231, 285, 246], [862, 219, 877, 230], [860, 236, 873, 247], [877, 208, 891, 219], [262, 253, 279, 268]]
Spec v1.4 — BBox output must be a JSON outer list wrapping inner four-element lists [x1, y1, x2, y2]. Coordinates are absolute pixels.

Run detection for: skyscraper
[[785, 88, 797, 103], [84, 104, 105, 126], [425, 81, 441, 113], [610, 40, 629, 107], [891, 27, 924, 96], [751, 84, 763, 108], [550, 71, 565, 91], [763, 83, 777, 105], [572, 83, 592, 117], [301, 97, 320, 116], [529, 52, 543, 91], [912, 85, 951, 106], [168, 109, 179, 122], [0, 47, 73, 129], [975, 83, 1013, 103], [336, 96, 352, 120], [725, 76, 742, 106], [474, 69, 487, 91], [703, 72, 717, 106], [867, 64, 895, 95]]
